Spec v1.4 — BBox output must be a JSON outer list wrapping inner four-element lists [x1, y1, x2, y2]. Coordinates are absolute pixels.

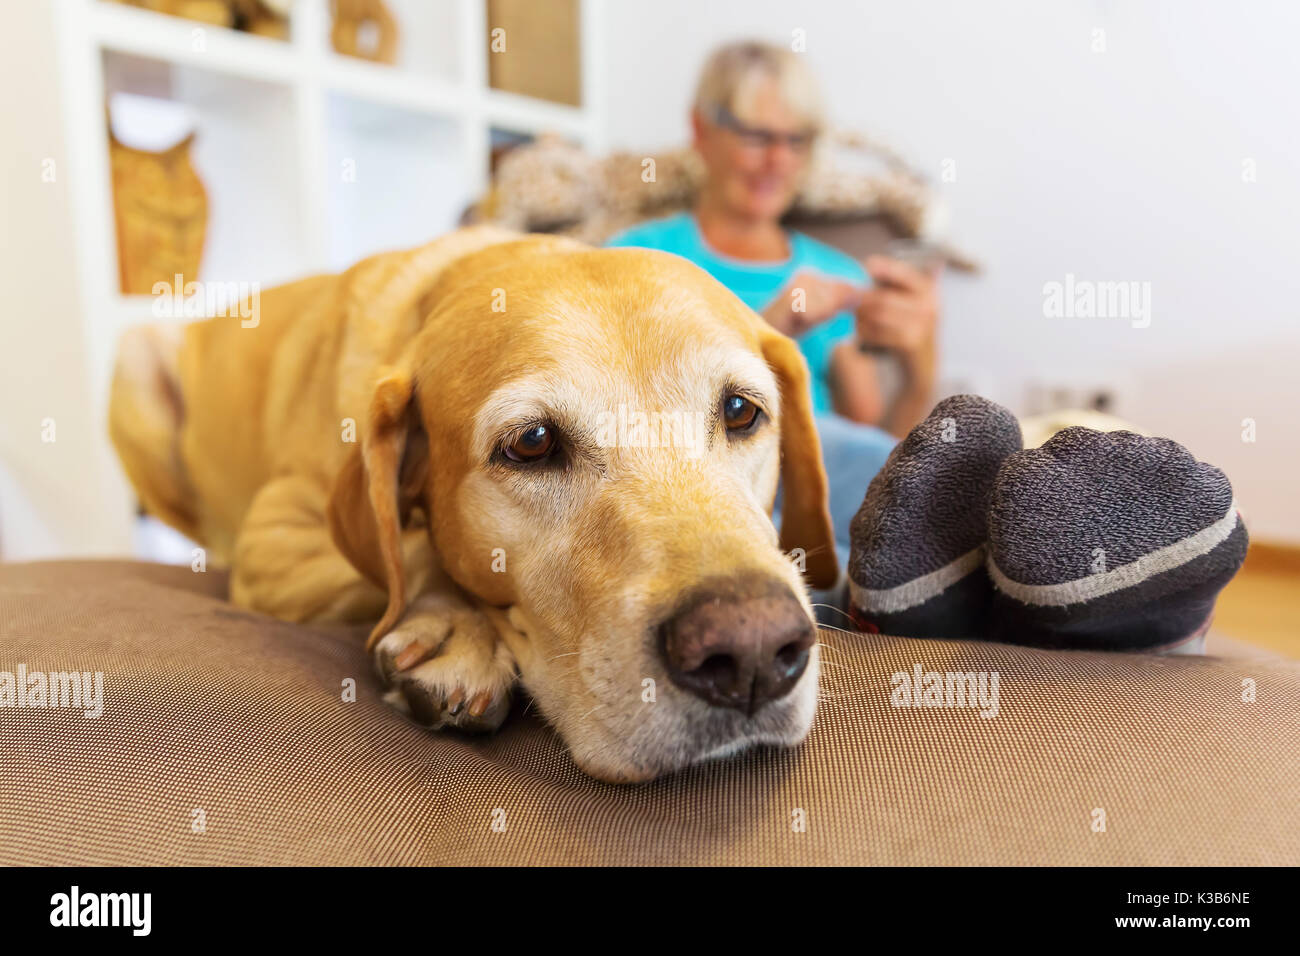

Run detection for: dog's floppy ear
[[758, 327, 840, 590], [327, 368, 430, 651]]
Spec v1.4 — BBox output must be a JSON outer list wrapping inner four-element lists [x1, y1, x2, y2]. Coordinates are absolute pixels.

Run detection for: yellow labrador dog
[[110, 227, 838, 782]]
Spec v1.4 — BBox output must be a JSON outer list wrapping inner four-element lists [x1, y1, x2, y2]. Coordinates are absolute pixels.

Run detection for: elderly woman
[[608, 40, 942, 564], [607, 40, 940, 437]]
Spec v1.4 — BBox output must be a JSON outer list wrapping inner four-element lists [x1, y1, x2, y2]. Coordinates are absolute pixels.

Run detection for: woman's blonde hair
[[692, 41, 826, 133]]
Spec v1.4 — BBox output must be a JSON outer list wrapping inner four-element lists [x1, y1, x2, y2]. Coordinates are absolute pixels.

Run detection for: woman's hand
[[854, 255, 940, 373], [761, 270, 864, 338], [830, 255, 942, 436]]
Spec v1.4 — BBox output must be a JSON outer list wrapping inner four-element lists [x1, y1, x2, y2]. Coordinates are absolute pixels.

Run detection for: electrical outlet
[[1023, 380, 1121, 417]]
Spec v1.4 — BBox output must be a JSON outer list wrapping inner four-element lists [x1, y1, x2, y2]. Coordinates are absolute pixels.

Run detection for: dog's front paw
[[373, 592, 516, 733]]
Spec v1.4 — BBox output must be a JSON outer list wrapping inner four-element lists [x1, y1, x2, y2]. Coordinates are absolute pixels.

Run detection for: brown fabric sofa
[[1, 559, 1296, 866]]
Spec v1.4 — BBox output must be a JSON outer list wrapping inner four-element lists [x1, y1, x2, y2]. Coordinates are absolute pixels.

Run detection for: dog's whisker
[[816, 623, 864, 637], [816, 672, 858, 687], [816, 693, 863, 704], [810, 602, 856, 625]]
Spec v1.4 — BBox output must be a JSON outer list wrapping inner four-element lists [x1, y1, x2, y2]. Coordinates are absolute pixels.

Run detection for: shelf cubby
[[51, 0, 601, 554]]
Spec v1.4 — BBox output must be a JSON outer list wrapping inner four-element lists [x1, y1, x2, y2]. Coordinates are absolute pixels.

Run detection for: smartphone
[[881, 239, 947, 274], [856, 240, 945, 355]]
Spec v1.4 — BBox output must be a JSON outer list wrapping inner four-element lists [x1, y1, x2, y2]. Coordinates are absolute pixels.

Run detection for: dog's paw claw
[[394, 673, 510, 733], [393, 640, 435, 672], [372, 601, 515, 734]]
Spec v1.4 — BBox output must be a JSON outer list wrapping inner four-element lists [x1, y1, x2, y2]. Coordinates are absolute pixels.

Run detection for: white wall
[[0, 1, 133, 560], [596, 0, 1300, 540]]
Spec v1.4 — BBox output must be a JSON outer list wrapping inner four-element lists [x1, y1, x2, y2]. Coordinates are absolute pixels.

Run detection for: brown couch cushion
[[1, 560, 1295, 865]]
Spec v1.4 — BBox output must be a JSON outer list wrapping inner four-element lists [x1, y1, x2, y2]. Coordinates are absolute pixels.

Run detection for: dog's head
[[329, 239, 837, 781]]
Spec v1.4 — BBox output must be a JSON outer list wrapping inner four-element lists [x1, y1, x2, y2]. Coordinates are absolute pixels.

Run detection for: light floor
[[1213, 550, 1300, 659]]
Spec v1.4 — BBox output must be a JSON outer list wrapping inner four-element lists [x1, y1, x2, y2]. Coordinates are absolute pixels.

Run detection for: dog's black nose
[[659, 583, 815, 715]]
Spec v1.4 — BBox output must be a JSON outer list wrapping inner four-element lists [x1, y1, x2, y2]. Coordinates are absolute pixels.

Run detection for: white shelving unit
[[50, 0, 603, 553]]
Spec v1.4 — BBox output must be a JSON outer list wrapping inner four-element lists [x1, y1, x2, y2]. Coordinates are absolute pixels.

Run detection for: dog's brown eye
[[504, 424, 555, 463], [723, 395, 760, 431]]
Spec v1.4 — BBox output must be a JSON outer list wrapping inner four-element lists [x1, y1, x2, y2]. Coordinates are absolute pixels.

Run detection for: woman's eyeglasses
[[711, 107, 815, 154]]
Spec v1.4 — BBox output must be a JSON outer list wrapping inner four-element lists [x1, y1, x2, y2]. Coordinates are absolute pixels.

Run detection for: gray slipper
[[847, 395, 1023, 637], [987, 427, 1248, 651]]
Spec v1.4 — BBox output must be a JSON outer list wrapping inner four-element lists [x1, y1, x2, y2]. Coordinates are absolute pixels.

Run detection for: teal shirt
[[606, 212, 867, 415]]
